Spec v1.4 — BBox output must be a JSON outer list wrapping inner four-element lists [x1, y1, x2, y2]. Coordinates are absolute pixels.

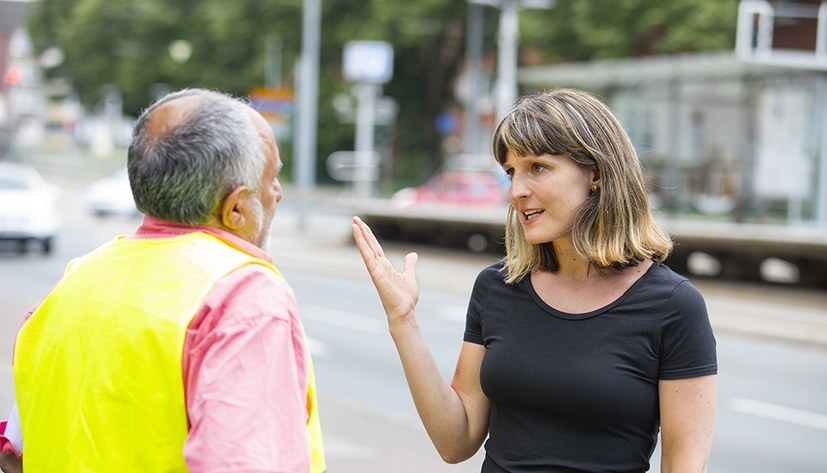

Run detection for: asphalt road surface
[[0, 168, 825, 472]]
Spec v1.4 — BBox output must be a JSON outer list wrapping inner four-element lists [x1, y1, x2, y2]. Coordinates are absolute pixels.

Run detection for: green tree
[[521, 0, 739, 62], [28, 0, 304, 115], [26, 0, 738, 186], [26, 0, 470, 184]]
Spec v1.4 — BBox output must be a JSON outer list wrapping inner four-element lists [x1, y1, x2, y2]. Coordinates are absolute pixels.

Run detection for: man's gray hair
[[127, 88, 268, 225]]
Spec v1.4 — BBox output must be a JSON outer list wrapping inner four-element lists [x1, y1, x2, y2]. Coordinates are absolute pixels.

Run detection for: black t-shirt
[[464, 261, 717, 473]]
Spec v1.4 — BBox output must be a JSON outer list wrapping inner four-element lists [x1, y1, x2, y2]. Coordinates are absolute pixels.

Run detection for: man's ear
[[219, 185, 249, 230]]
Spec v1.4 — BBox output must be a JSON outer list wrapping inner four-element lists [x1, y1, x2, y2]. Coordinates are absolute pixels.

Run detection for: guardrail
[[355, 201, 827, 290]]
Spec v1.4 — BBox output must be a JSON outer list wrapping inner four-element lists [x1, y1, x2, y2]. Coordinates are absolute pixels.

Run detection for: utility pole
[[264, 35, 282, 88], [294, 0, 321, 191], [496, 1, 519, 121], [342, 40, 393, 199], [463, 2, 484, 156], [469, 0, 554, 120]]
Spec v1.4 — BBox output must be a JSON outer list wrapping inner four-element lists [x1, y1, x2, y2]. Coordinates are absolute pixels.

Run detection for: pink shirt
[[3, 216, 315, 472]]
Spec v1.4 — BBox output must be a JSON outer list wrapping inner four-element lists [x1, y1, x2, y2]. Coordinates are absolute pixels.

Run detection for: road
[[0, 168, 826, 472]]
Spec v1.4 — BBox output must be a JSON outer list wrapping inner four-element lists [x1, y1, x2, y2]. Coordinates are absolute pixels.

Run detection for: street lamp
[[469, 0, 554, 120]]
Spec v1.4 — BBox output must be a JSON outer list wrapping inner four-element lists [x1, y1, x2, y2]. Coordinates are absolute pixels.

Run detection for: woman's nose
[[508, 173, 529, 201]]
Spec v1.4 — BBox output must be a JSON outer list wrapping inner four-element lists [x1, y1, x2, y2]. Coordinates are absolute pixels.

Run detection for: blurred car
[[85, 167, 140, 217], [392, 170, 508, 208], [0, 161, 60, 254]]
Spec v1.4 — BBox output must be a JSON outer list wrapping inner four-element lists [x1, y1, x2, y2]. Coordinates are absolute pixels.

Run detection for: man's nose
[[274, 183, 284, 203]]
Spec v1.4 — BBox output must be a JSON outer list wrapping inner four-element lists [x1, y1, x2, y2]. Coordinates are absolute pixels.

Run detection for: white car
[[0, 161, 60, 254], [85, 167, 140, 217]]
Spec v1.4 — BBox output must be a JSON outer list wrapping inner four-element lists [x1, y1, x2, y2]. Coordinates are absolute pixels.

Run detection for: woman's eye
[[503, 169, 513, 180], [531, 163, 544, 173]]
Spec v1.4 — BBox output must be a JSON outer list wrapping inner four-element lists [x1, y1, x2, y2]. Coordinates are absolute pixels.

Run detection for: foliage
[[25, 0, 738, 186], [521, 0, 739, 62], [28, 0, 303, 114]]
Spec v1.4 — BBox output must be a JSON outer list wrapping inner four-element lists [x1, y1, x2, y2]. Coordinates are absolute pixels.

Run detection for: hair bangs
[[494, 106, 572, 164]]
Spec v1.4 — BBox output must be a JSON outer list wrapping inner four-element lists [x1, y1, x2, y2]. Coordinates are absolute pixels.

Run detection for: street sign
[[332, 91, 398, 125], [249, 86, 293, 138], [343, 41, 393, 84], [326, 150, 379, 181], [250, 86, 293, 119]]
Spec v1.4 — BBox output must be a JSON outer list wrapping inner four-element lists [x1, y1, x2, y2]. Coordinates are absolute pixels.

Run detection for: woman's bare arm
[[352, 217, 490, 462], [659, 375, 717, 472]]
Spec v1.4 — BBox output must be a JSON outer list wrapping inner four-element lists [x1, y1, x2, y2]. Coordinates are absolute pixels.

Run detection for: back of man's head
[[127, 88, 267, 225]]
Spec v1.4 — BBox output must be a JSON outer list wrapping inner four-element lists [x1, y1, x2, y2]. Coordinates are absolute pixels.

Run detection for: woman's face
[[502, 151, 597, 245]]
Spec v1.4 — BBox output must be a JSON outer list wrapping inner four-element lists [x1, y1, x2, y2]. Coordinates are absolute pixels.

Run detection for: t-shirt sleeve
[[463, 266, 495, 346], [659, 280, 718, 380]]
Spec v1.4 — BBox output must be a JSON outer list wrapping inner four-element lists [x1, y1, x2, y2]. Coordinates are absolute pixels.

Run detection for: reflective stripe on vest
[[14, 232, 325, 472]]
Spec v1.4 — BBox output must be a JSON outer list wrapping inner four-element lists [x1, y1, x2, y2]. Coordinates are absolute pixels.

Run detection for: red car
[[392, 170, 507, 208]]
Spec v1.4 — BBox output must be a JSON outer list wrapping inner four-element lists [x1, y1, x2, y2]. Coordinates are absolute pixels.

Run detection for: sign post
[[249, 86, 293, 139], [343, 40, 393, 199]]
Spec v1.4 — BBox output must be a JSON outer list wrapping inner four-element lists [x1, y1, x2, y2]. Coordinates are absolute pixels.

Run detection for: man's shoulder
[[219, 263, 292, 295], [208, 264, 298, 322]]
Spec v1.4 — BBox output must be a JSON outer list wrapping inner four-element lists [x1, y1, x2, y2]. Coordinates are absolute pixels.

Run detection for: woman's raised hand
[[352, 217, 419, 327]]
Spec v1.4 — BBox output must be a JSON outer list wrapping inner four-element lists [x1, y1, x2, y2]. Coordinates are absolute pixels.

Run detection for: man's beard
[[261, 233, 272, 253], [251, 196, 274, 251]]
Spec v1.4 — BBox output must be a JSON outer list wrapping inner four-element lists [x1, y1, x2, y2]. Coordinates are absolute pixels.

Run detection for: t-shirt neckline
[[524, 261, 660, 320]]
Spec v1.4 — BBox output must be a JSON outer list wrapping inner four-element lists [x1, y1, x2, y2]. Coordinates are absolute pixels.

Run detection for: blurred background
[[1, 0, 826, 471]]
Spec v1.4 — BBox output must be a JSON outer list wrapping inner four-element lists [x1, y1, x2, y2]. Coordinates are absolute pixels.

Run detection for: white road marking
[[439, 304, 468, 322], [729, 397, 827, 431], [302, 304, 385, 334], [323, 437, 377, 458]]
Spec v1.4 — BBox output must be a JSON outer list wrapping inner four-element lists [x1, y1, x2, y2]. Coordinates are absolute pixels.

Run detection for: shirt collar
[[134, 215, 274, 264]]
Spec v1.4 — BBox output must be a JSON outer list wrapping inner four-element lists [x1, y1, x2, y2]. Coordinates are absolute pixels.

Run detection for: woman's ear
[[590, 165, 601, 188], [219, 185, 249, 230]]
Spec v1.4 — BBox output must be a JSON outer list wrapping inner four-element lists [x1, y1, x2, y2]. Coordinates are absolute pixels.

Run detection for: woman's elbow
[[436, 442, 481, 464], [439, 450, 474, 465]]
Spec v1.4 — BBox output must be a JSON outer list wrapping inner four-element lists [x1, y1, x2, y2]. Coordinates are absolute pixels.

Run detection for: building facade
[[520, 50, 827, 227]]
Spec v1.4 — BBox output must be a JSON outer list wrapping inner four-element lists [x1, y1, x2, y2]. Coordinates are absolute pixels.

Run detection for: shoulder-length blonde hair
[[493, 88, 672, 284]]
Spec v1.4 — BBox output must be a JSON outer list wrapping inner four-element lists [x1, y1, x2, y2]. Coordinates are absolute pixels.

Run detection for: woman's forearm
[[389, 317, 487, 463]]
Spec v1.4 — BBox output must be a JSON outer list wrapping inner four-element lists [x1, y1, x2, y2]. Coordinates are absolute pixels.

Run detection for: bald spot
[[144, 95, 209, 142]]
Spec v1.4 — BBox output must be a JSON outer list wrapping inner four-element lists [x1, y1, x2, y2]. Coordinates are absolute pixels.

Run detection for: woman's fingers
[[352, 216, 419, 320], [402, 252, 418, 279], [353, 216, 385, 259], [352, 217, 396, 282], [352, 216, 416, 287]]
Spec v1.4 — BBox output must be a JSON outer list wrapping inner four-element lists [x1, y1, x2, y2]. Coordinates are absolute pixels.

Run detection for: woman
[[352, 88, 717, 472]]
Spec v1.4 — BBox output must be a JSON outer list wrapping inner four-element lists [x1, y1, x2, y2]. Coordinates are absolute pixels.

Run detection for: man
[[0, 89, 325, 472]]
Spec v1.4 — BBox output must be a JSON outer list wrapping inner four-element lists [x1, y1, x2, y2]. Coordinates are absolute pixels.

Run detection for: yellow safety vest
[[14, 232, 325, 472]]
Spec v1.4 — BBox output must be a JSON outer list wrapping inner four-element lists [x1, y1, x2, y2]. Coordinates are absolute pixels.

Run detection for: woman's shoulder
[[643, 261, 706, 304], [477, 259, 507, 279], [471, 259, 509, 289], [645, 260, 690, 286]]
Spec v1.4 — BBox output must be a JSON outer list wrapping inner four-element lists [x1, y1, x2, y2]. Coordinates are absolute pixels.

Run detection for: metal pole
[[264, 35, 282, 88], [665, 79, 681, 212], [817, 74, 827, 226], [354, 83, 378, 199], [294, 0, 321, 191], [472, 0, 553, 121], [463, 2, 484, 155], [496, 1, 519, 120]]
